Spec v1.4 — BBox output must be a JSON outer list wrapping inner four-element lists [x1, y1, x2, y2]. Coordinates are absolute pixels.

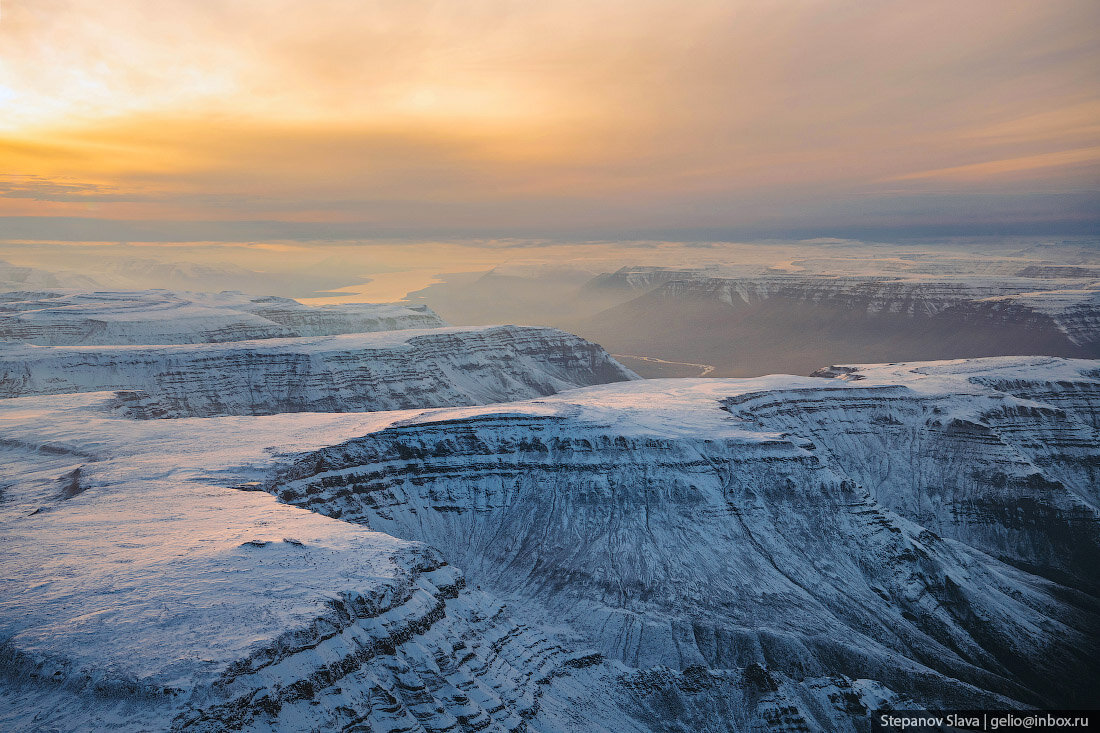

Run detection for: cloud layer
[[1, 0, 1097, 239]]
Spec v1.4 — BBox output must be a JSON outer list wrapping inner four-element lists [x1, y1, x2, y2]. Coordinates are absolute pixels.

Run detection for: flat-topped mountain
[[0, 289, 445, 345], [3, 356, 1096, 730], [573, 268, 1100, 376], [0, 289, 638, 416]]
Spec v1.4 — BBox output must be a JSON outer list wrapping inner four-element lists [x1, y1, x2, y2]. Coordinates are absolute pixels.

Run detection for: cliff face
[[574, 269, 1100, 376], [0, 399, 599, 733], [0, 326, 638, 417], [0, 289, 445, 345], [270, 359, 1100, 714], [172, 561, 589, 733], [742, 362, 1100, 591]]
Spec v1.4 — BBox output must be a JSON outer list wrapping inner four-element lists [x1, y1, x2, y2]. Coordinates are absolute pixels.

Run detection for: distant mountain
[[570, 268, 1100, 376], [93, 257, 366, 298], [0, 255, 366, 298]]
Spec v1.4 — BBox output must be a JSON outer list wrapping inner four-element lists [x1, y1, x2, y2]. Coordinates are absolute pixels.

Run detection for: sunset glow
[[1, 0, 1098, 239]]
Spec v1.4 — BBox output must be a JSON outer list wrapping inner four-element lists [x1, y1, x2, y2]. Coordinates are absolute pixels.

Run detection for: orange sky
[[1, 0, 1098, 240]]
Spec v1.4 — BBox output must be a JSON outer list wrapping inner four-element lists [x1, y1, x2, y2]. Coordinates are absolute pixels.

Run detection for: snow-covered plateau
[[1, 356, 1097, 731], [0, 290, 445, 345]]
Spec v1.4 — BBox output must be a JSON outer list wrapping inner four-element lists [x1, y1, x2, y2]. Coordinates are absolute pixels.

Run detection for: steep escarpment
[[4, 359, 1098, 729], [0, 289, 445, 345], [0, 393, 634, 733], [725, 381, 1100, 591], [268, 362, 1100, 711], [976, 290, 1100, 352], [572, 269, 1100, 376], [0, 326, 637, 416]]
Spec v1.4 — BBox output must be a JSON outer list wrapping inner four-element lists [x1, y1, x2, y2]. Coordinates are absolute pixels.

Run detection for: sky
[[1, 0, 1098, 243]]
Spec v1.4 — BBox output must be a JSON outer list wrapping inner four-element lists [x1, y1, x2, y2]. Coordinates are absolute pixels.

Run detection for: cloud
[[0, 0, 1096, 236], [888, 147, 1100, 183]]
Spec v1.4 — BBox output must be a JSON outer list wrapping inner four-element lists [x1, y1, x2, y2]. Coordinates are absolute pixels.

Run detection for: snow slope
[[0, 325, 638, 416]]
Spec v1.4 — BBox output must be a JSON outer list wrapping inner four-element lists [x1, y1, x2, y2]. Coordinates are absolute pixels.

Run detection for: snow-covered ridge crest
[[0, 325, 639, 417], [0, 289, 445, 345]]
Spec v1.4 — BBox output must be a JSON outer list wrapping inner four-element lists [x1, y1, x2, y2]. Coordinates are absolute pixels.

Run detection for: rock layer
[[2, 358, 1098, 731], [0, 289, 445, 345], [0, 325, 638, 417]]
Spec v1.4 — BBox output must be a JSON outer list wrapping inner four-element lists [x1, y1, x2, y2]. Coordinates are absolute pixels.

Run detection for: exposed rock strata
[[0, 326, 638, 416], [270, 359, 1100, 714]]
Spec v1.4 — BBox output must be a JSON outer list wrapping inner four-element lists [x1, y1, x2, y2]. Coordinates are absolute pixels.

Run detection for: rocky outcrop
[[172, 561, 588, 733], [0, 326, 638, 416]]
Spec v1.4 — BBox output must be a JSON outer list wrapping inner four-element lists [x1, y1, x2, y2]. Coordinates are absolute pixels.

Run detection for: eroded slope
[[0, 290, 445, 345], [3, 358, 1097, 731]]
